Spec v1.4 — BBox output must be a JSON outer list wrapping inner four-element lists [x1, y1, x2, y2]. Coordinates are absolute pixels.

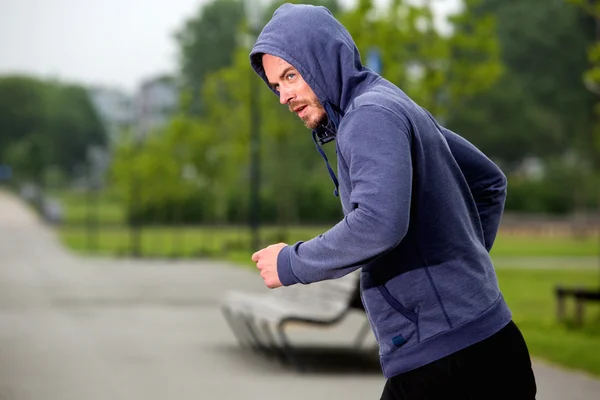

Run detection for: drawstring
[[313, 101, 343, 197], [324, 102, 340, 130], [312, 130, 339, 197]]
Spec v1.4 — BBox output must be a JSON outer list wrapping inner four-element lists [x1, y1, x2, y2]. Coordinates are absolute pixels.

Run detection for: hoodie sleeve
[[277, 105, 412, 286], [441, 127, 507, 252]]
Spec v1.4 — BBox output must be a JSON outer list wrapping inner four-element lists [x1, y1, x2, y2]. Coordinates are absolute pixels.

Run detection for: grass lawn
[[57, 224, 600, 260], [491, 234, 599, 257], [56, 225, 330, 259], [46, 189, 125, 225], [48, 187, 600, 258], [495, 267, 600, 377]]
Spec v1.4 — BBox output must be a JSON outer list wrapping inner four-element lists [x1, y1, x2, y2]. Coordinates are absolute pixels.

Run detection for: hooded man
[[250, 4, 536, 399]]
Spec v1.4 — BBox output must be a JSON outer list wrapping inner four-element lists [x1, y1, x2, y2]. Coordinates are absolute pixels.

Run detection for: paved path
[[0, 189, 599, 399]]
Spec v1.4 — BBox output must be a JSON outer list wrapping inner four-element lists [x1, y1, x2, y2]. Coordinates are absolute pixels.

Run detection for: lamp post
[[585, 0, 600, 289], [86, 145, 106, 252], [246, 0, 262, 251], [129, 128, 145, 258]]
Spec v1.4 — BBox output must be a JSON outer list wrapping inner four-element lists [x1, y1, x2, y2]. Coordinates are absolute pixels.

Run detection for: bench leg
[[258, 321, 289, 364], [575, 298, 585, 327], [556, 293, 566, 323], [228, 312, 262, 352], [242, 315, 270, 353], [277, 321, 306, 373], [222, 307, 252, 348]]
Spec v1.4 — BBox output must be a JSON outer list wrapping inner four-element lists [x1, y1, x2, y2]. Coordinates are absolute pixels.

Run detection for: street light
[[86, 145, 108, 252], [245, 0, 263, 251], [129, 127, 146, 257], [586, 0, 600, 289]]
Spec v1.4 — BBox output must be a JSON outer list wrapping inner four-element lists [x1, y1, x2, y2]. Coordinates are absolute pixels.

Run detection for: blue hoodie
[[250, 4, 512, 378]]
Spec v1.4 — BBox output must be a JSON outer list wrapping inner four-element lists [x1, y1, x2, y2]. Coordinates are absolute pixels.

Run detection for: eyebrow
[[268, 66, 296, 88]]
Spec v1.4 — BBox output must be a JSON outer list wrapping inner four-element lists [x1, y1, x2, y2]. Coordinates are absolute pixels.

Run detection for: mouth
[[293, 105, 308, 117]]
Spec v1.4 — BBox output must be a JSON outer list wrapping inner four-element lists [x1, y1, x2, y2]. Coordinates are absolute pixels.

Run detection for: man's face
[[262, 54, 327, 130]]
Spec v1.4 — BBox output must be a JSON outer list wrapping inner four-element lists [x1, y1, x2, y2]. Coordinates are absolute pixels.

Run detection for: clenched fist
[[251, 243, 287, 288]]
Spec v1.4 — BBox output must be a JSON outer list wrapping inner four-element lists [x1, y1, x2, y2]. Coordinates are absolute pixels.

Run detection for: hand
[[251, 243, 287, 288]]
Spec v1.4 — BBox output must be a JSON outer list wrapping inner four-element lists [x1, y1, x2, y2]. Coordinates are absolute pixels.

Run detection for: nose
[[279, 86, 295, 105]]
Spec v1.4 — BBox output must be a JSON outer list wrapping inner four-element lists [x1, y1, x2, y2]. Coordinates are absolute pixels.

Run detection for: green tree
[[260, 0, 340, 22], [45, 83, 106, 175], [174, 0, 245, 115], [0, 76, 107, 183], [119, 0, 506, 226], [339, 0, 502, 121], [196, 0, 503, 225], [447, 0, 595, 170], [567, 0, 600, 169], [4, 134, 48, 183], [0, 76, 48, 166]]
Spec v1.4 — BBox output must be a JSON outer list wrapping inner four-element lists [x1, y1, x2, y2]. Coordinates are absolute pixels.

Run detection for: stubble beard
[[303, 102, 327, 130]]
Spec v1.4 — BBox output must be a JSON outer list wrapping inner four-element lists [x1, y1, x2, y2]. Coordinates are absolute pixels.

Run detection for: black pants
[[380, 320, 537, 400]]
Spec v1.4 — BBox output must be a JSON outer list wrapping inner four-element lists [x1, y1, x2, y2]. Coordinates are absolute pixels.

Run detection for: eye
[[286, 73, 296, 81]]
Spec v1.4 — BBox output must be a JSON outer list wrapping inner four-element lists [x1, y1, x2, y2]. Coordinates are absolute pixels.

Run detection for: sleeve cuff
[[277, 245, 300, 286]]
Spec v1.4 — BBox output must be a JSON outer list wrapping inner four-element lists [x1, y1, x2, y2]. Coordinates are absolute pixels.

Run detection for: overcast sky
[[0, 0, 461, 94]]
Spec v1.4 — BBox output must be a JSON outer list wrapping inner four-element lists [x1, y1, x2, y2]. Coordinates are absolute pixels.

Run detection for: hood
[[249, 3, 377, 133]]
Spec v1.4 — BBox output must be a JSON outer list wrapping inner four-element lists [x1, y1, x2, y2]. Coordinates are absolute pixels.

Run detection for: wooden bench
[[221, 270, 371, 370], [555, 285, 600, 326]]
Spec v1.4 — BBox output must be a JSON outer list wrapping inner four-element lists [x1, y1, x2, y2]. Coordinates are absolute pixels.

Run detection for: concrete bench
[[221, 270, 371, 370]]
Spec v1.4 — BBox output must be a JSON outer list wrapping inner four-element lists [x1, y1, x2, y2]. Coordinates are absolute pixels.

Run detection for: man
[[250, 3, 537, 399]]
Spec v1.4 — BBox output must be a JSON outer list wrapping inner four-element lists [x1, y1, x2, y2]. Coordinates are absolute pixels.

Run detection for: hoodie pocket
[[361, 283, 420, 356], [378, 285, 419, 328]]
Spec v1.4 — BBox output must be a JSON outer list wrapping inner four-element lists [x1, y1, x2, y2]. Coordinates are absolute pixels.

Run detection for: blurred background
[[1, 0, 600, 393]]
